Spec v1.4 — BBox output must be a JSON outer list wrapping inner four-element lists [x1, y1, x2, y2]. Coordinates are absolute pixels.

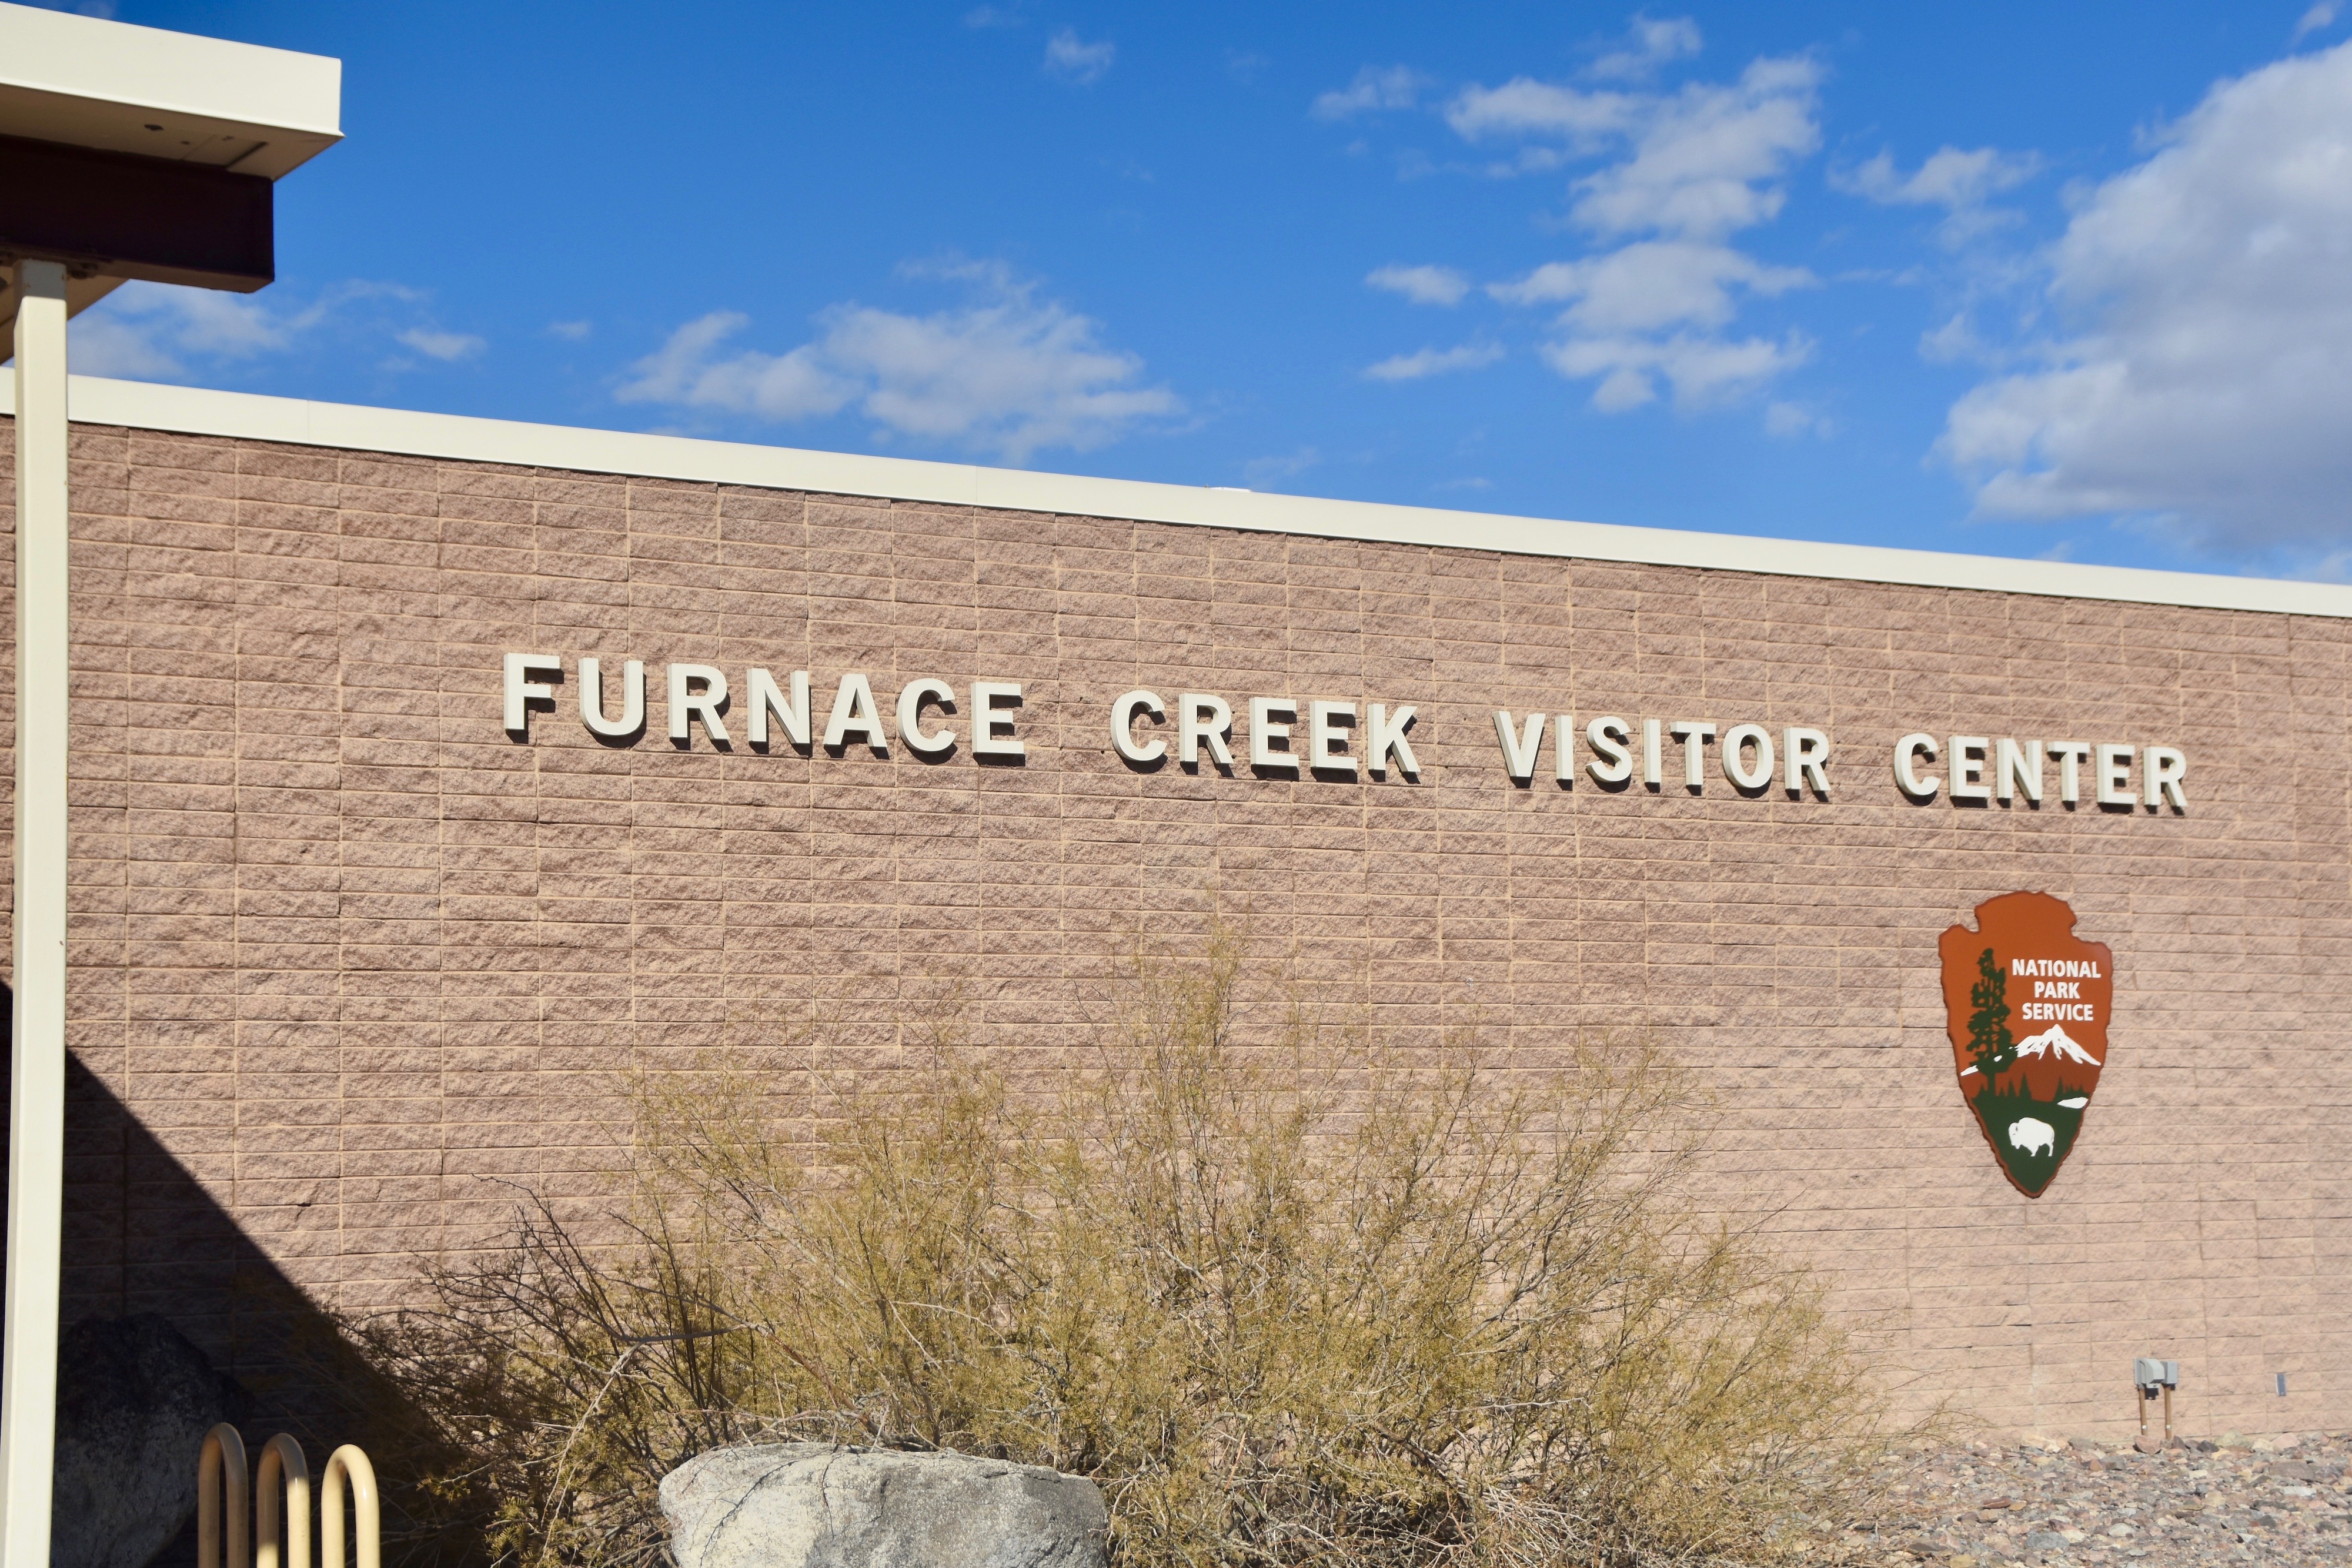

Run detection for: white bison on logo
[[2008, 1117, 2056, 1158]]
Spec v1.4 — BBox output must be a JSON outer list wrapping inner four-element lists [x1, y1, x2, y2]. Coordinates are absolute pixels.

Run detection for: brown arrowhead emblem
[[1937, 892, 2113, 1197]]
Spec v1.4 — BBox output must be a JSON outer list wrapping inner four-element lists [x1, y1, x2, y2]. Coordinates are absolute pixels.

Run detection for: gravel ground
[[1848, 1430, 2352, 1567]]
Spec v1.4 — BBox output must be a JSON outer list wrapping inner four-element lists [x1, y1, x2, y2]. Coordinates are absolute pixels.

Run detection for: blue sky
[[49, 1, 2352, 577]]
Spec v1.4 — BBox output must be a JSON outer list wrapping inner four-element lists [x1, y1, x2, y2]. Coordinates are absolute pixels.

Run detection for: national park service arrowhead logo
[[1938, 892, 2113, 1197]]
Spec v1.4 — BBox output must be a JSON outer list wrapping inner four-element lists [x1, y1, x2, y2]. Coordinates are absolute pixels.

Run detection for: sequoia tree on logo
[[1937, 892, 2113, 1196]]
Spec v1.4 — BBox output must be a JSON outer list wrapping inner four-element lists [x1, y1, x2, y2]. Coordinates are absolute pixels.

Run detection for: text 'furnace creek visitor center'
[[4, 373, 2348, 1442]]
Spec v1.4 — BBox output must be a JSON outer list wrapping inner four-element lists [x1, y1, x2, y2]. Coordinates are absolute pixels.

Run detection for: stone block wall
[[4, 417, 2347, 1439]]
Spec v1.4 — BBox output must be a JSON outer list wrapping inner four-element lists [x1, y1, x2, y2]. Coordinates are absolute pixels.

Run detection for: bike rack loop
[[198, 1428, 377, 1568]]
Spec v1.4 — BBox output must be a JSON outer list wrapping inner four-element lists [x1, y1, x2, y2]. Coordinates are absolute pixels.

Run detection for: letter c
[[896, 678, 957, 757], [1111, 689, 1166, 763], [1895, 733, 1940, 799]]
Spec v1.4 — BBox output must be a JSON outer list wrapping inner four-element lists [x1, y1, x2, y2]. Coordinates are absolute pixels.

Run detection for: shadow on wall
[[3, 984, 422, 1563]]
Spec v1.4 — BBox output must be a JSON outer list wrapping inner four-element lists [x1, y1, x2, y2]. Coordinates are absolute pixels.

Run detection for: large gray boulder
[[52, 1315, 245, 1568], [662, 1443, 1108, 1568]]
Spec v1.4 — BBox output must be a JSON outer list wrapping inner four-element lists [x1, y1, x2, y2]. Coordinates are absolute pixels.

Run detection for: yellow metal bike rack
[[320, 1447, 380, 1568], [255, 1435, 308, 1568], [196, 1426, 248, 1568], [197, 1426, 377, 1568]]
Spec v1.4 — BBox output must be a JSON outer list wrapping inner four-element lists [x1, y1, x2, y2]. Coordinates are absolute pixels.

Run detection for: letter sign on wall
[[1937, 892, 2114, 1198]]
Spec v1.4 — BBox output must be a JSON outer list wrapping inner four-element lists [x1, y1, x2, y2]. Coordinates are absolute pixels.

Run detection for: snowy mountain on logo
[[2015, 1024, 2102, 1066]]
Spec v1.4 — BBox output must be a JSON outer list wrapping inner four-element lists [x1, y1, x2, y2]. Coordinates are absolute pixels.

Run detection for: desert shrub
[[349, 929, 1893, 1568]]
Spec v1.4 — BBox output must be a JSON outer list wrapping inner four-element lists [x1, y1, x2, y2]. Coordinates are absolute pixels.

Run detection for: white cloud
[[1446, 53, 1820, 227], [66, 279, 444, 379], [1920, 310, 1994, 365], [1544, 330, 1809, 412], [618, 312, 850, 419], [1839, 145, 2037, 209], [616, 264, 1180, 463], [1043, 29, 1114, 83], [1314, 65, 1429, 121], [67, 312, 185, 379], [2293, 2, 2339, 43], [1939, 39, 2352, 549], [1835, 144, 2041, 245], [1445, 79, 1636, 145], [1453, 49, 1822, 413], [1568, 56, 1823, 239], [547, 319, 593, 340], [397, 328, 485, 362], [1363, 343, 1505, 381], [1591, 14, 1703, 81], [1763, 400, 1831, 438], [1366, 263, 1471, 305], [1242, 446, 1321, 487], [1488, 240, 1812, 332]]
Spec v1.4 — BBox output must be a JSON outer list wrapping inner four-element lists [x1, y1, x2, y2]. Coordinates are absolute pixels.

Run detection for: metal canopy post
[[0, 11, 339, 1559], [0, 255, 69, 1568]]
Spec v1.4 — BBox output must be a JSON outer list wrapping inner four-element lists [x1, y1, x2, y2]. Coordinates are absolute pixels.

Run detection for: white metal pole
[[0, 257, 69, 1568]]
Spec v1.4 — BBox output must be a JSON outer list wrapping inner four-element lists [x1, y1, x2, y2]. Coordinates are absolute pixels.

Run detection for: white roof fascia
[[0, 1, 341, 178], [12, 373, 2352, 620]]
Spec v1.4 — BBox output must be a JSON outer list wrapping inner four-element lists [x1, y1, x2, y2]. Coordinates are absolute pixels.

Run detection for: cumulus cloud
[[77, 292, 292, 372], [1043, 29, 1114, 83], [1764, 400, 1830, 438], [2293, 2, 2339, 44], [67, 313, 185, 379], [68, 279, 456, 379], [1592, 14, 1703, 81], [1445, 54, 1821, 236], [1840, 146, 2036, 209], [1367, 263, 1472, 305], [1489, 240, 1812, 332], [1544, 331, 1808, 412], [1445, 79, 1636, 145], [1836, 144, 2040, 245], [616, 263, 1180, 463], [1452, 45, 1822, 413], [616, 312, 850, 420], [1939, 39, 2352, 550], [1568, 56, 1823, 239], [1242, 446, 1321, 487], [397, 328, 485, 362], [1313, 65, 1428, 121], [1362, 343, 1505, 381]]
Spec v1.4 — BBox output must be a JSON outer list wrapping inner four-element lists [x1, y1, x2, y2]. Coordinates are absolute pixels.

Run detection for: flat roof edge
[[10, 373, 2350, 619], [0, 2, 342, 140]]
